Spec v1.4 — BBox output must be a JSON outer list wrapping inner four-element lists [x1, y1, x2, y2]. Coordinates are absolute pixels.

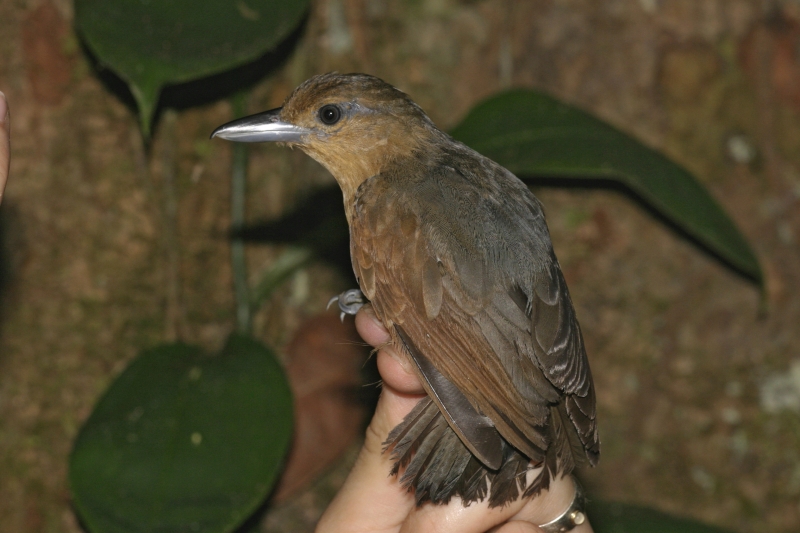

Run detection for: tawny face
[[213, 73, 441, 199]]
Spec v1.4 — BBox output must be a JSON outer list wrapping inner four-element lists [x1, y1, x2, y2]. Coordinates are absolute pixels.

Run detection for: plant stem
[[161, 109, 184, 341], [231, 94, 251, 334]]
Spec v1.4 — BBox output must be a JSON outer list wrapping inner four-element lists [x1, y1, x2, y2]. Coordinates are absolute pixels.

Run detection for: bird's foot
[[327, 288, 367, 321]]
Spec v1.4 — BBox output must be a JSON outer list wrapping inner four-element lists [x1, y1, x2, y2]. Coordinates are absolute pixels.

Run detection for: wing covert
[[350, 158, 598, 466]]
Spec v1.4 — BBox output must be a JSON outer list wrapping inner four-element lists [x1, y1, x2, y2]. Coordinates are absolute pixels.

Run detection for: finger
[[356, 305, 423, 395], [493, 521, 544, 533], [398, 475, 533, 533], [509, 475, 594, 533], [377, 347, 424, 395], [319, 307, 425, 532], [0, 91, 9, 205], [316, 382, 420, 533], [400, 470, 588, 533], [354, 303, 390, 346]]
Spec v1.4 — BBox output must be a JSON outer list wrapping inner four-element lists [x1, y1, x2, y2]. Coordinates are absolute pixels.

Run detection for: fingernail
[[361, 302, 374, 316]]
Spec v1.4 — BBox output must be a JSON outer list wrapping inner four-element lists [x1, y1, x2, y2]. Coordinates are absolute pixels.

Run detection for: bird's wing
[[350, 160, 598, 467]]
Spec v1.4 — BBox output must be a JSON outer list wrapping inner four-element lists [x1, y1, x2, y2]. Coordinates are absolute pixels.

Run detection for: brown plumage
[[212, 73, 599, 507]]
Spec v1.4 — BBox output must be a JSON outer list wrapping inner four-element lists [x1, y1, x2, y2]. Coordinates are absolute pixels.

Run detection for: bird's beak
[[210, 107, 310, 143]]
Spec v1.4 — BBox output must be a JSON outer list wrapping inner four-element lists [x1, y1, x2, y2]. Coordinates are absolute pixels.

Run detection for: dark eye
[[319, 104, 342, 125]]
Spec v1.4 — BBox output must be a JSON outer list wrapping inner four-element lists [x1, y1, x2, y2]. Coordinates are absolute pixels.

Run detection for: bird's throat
[[300, 129, 429, 218], [302, 144, 377, 205]]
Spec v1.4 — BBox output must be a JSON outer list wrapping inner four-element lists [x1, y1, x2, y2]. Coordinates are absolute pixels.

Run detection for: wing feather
[[350, 152, 598, 472]]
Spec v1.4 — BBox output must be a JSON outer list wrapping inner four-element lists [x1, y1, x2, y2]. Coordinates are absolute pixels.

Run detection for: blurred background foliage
[[1, 0, 799, 532]]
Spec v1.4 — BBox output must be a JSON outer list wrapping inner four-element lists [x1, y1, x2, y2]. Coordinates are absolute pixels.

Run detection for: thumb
[[315, 383, 420, 533], [316, 306, 424, 533]]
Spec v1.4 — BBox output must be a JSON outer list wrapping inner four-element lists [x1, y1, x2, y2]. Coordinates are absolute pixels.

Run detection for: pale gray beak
[[210, 108, 310, 143]]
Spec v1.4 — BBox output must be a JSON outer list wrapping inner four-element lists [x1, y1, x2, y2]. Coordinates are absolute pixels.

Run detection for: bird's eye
[[319, 104, 342, 125]]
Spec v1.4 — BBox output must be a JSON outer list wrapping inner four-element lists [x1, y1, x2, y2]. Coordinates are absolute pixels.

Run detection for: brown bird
[[212, 73, 599, 507]]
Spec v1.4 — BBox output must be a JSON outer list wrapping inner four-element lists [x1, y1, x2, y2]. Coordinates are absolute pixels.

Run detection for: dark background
[[1, 0, 799, 532]]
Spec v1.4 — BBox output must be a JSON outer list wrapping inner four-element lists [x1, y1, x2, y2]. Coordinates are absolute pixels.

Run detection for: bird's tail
[[383, 396, 563, 507]]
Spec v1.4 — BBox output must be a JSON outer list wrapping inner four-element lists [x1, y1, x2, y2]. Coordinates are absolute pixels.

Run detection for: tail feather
[[518, 405, 577, 500], [555, 402, 588, 470], [386, 397, 440, 474], [398, 414, 447, 485], [384, 396, 583, 507], [413, 428, 471, 503], [486, 448, 529, 506], [456, 455, 490, 502]]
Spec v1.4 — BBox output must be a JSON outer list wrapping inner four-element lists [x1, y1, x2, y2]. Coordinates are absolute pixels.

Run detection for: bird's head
[[212, 73, 442, 199]]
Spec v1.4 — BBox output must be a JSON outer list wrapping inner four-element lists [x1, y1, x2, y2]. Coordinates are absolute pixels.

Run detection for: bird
[[212, 73, 599, 508]]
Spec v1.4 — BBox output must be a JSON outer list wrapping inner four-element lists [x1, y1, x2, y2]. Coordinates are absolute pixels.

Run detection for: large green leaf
[[69, 334, 293, 533], [450, 90, 762, 285], [589, 501, 736, 533], [74, 0, 309, 137]]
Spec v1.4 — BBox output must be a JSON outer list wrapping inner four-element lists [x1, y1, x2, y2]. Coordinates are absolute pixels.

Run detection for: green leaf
[[450, 90, 762, 285], [589, 501, 736, 533], [74, 0, 310, 137], [69, 334, 293, 533]]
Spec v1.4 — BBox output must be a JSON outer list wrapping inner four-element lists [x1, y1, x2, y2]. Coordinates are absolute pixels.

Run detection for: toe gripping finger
[[327, 288, 367, 321]]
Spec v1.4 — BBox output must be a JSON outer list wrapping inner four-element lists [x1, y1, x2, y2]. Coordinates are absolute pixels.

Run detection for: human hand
[[0, 91, 9, 205], [316, 304, 594, 533]]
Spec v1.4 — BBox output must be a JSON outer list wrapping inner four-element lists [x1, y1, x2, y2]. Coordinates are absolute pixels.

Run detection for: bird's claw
[[327, 288, 367, 321]]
